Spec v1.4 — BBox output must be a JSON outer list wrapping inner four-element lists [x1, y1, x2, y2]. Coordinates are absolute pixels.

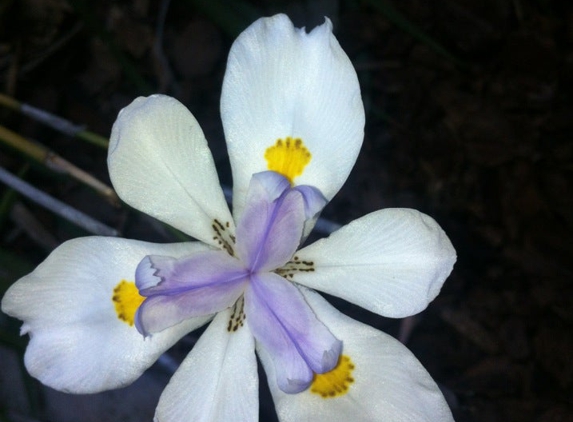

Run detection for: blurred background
[[0, 0, 572, 421]]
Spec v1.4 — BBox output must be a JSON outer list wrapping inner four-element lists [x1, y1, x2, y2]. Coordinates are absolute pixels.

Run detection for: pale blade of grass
[[0, 166, 118, 237], [0, 93, 109, 149], [0, 125, 118, 205]]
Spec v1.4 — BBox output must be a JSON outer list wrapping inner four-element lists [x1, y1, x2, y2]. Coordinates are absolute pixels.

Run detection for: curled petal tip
[[134, 305, 156, 339], [321, 339, 343, 373], [282, 377, 312, 395], [135, 256, 161, 291], [134, 307, 147, 337], [252, 171, 291, 202], [294, 185, 328, 219]]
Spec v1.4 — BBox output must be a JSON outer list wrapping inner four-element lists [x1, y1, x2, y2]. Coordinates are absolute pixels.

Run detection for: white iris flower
[[2, 14, 456, 422]]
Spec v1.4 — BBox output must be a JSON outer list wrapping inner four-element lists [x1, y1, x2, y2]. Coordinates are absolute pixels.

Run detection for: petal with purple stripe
[[135, 251, 246, 295], [135, 251, 248, 335], [245, 272, 341, 393], [235, 173, 306, 273]]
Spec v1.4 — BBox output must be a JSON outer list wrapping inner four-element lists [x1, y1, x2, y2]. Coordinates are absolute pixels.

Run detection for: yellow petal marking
[[264, 137, 311, 184], [112, 280, 145, 326], [310, 354, 355, 398]]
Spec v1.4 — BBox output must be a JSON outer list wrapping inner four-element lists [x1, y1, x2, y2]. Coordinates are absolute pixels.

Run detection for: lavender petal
[[134, 251, 249, 336], [293, 185, 327, 219], [245, 273, 342, 393], [236, 173, 306, 272], [135, 282, 243, 336], [136, 250, 247, 296], [250, 171, 291, 202]]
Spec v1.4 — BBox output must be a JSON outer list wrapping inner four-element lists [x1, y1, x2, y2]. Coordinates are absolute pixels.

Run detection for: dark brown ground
[[0, 1, 572, 421]]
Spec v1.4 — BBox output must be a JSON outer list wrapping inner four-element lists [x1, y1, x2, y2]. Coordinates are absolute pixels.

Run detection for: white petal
[[155, 309, 258, 422], [259, 289, 454, 422], [293, 209, 456, 318], [222, 14, 365, 219], [1, 237, 211, 393], [109, 95, 233, 246]]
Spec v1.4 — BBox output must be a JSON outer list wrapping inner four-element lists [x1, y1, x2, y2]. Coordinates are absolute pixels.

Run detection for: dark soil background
[[0, 0, 572, 421]]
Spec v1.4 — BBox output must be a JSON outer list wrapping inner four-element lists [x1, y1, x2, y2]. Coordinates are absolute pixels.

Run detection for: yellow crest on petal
[[112, 280, 145, 326], [310, 354, 355, 398], [264, 137, 311, 184]]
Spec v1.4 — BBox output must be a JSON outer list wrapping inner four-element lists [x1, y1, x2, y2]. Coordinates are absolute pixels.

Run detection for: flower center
[[112, 280, 145, 326], [264, 137, 311, 184], [310, 354, 355, 398], [131, 171, 341, 394]]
